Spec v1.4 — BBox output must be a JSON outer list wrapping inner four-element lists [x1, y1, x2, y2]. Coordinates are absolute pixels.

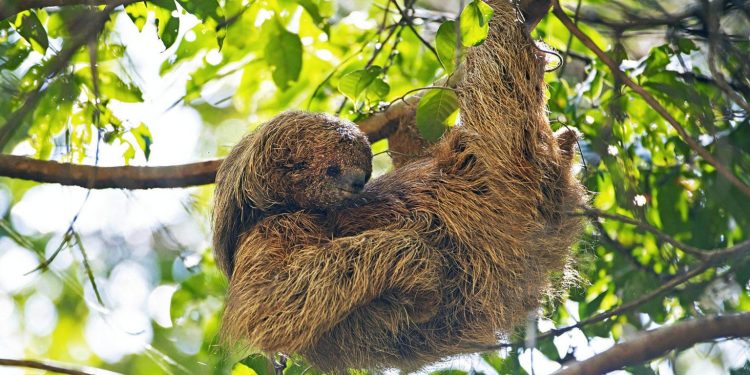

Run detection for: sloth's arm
[[379, 1, 560, 173], [456, 1, 554, 164], [221, 228, 440, 354]]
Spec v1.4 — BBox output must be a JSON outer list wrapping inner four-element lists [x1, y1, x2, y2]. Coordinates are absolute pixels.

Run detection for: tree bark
[[0, 358, 101, 375], [0, 155, 222, 189], [555, 312, 750, 375]]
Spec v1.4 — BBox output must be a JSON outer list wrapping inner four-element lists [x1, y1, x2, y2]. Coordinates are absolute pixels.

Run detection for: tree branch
[[540, 239, 750, 339], [476, 238, 750, 352], [580, 208, 706, 259], [482, 233, 747, 352], [0, 0, 119, 19], [0, 0, 555, 189], [0, 155, 222, 189], [552, 0, 750, 200], [0, 358, 108, 375], [520, 0, 552, 29], [555, 312, 750, 375]]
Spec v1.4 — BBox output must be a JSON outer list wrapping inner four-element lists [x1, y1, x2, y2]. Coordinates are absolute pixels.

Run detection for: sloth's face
[[275, 119, 373, 210]]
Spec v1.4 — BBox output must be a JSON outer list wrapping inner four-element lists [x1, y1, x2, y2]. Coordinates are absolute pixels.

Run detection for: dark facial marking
[[286, 161, 306, 171], [326, 165, 341, 177]]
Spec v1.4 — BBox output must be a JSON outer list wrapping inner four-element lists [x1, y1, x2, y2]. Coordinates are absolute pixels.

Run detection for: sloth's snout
[[339, 169, 367, 192]]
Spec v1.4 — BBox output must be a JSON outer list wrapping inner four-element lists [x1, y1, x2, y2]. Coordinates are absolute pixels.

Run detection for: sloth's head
[[213, 111, 372, 276], [223, 111, 373, 210], [260, 111, 373, 209]]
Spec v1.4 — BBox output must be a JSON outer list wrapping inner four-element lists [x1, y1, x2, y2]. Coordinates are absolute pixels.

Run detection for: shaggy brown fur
[[212, 111, 373, 276], [213, 0, 586, 371], [387, 105, 430, 168]]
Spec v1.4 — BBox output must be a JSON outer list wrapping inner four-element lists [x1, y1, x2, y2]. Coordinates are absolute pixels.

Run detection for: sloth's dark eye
[[326, 165, 341, 177], [285, 161, 307, 171]]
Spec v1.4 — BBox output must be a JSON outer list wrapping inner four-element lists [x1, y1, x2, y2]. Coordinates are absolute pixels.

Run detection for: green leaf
[[580, 291, 607, 318], [283, 356, 323, 375], [125, 2, 148, 31], [430, 370, 467, 375], [104, 44, 127, 59], [0, 43, 31, 71], [16, 12, 49, 54], [151, 0, 177, 10], [365, 78, 390, 102], [298, 0, 331, 35], [123, 142, 137, 163], [175, 0, 224, 48], [460, 0, 494, 47], [230, 363, 254, 375], [77, 68, 143, 103], [176, 0, 223, 23], [338, 66, 382, 102], [415, 88, 459, 141], [238, 354, 269, 374], [265, 28, 303, 90], [436, 20, 460, 73], [131, 123, 153, 161], [160, 16, 180, 49], [99, 72, 143, 103], [537, 339, 561, 361], [216, 23, 227, 50], [675, 37, 698, 53]]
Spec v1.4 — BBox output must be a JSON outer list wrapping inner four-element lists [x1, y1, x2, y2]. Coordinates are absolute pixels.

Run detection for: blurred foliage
[[0, 0, 749, 374]]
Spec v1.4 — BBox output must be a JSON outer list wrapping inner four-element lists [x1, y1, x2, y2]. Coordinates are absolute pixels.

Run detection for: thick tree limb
[[0, 155, 222, 189], [0, 358, 115, 375], [555, 312, 750, 375]]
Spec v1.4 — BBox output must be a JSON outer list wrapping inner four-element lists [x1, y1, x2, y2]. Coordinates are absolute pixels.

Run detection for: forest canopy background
[[0, 0, 749, 374]]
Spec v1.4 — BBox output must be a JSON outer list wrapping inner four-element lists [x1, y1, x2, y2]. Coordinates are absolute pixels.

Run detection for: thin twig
[[578, 208, 706, 259], [336, 5, 401, 116], [704, 0, 750, 113], [392, 0, 441, 63], [552, 0, 750, 199], [477, 238, 750, 352], [0, 358, 113, 375], [74, 231, 104, 304], [557, 0, 582, 77], [273, 353, 287, 375], [387, 85, 457, 107], [591, 219, 665, 281], [306, 36, 373, 110], [0, 0, 135, 150]]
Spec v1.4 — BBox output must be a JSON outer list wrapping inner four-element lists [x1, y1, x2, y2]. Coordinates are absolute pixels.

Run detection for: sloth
[[212, 0, 586, 371], [212, 111, 375, 278]]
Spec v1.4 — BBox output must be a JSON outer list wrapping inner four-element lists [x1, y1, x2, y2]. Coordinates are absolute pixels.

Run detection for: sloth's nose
[[340, 169, 367, 192]]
